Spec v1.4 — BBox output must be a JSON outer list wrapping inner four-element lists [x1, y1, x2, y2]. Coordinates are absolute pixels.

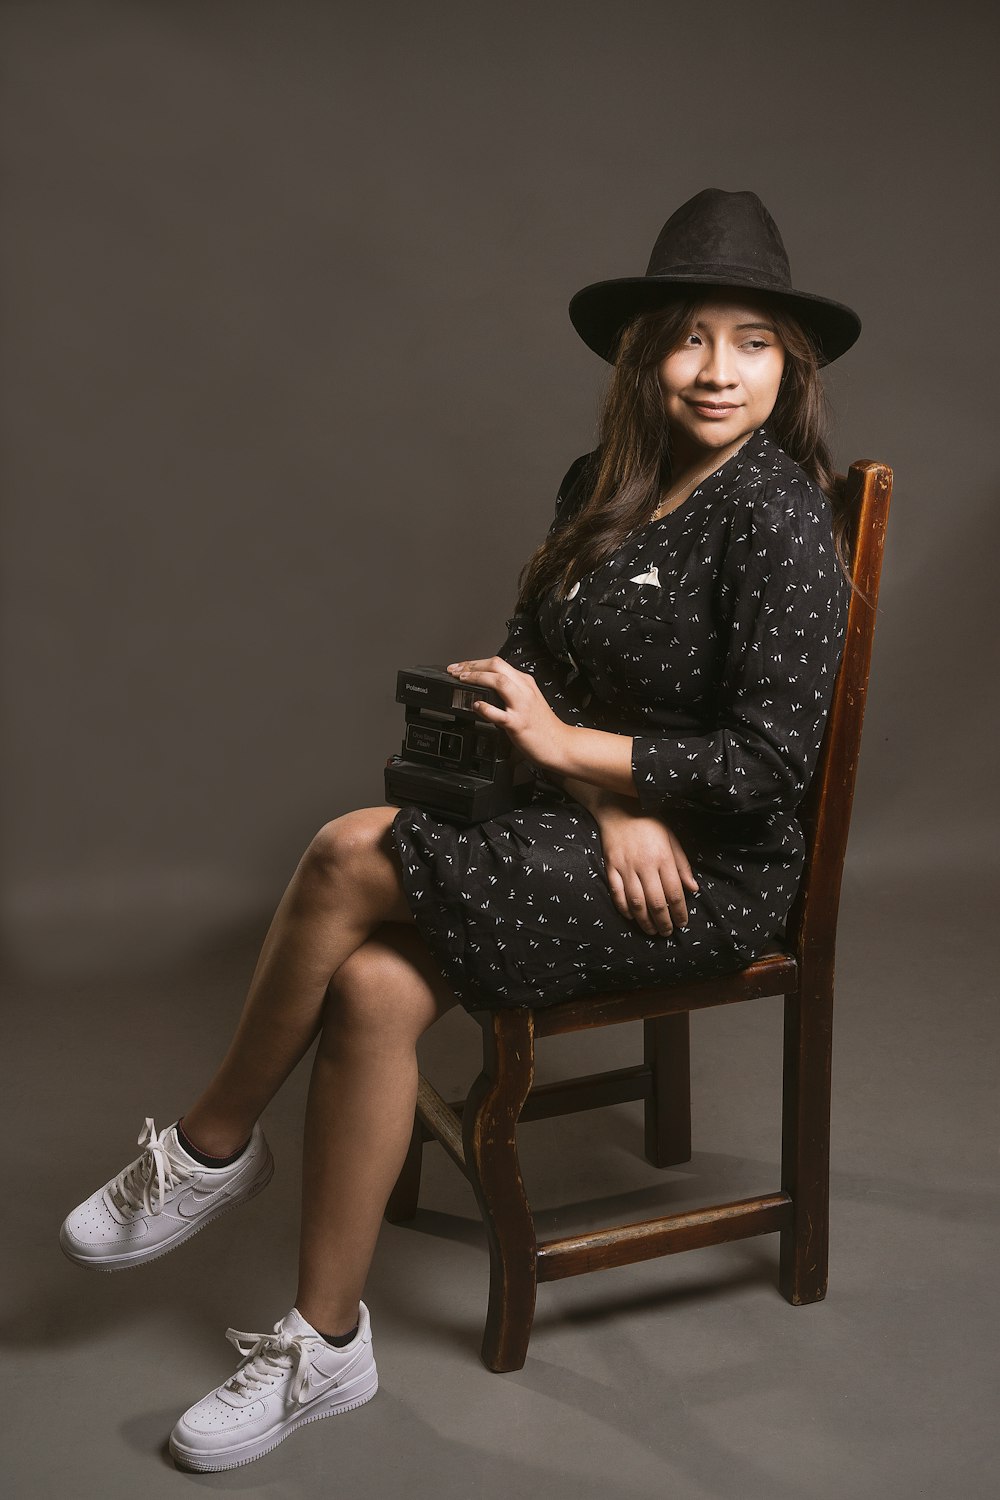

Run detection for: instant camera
[[384, 665, 536, 825]]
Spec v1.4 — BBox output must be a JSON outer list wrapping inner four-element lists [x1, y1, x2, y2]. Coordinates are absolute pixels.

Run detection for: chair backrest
[[783, 461, 893, 964]]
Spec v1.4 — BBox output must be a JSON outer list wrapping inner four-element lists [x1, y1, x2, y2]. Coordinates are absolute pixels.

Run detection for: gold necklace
[[653, 453, 722, 519], [651, 443, 744, 521]]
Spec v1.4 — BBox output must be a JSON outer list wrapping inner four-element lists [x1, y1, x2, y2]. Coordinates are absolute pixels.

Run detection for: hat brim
[[568, 275, 861, 367]]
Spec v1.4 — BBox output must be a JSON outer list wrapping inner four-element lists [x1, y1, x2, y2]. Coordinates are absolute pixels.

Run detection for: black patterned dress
[[389, 424, 851, 1011]]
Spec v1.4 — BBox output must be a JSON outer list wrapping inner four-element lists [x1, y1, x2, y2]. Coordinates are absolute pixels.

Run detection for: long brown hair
[[514, 294, 856, 612]]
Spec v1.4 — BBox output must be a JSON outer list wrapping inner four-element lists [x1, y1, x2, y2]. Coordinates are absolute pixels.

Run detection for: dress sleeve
[[630, 477, 852, 817], [496, 453, 594, 728]]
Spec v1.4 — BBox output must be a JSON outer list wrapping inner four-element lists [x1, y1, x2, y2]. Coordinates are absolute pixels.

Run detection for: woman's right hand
[[552, 775, 699, 936], [578, 792, 699, 938], [594, 800, 699, 937]]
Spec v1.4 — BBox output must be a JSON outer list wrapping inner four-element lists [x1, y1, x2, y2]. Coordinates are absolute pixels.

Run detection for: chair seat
[[526, 942, 797, 1038]]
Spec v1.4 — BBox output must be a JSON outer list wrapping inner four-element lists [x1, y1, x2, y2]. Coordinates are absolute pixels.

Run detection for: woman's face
[[657, 293, 786, 464]]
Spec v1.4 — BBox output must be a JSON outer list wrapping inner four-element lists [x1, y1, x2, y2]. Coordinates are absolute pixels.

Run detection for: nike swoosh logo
[[297, 1372, 342, 1406], [175, 1189, 223, 1218]]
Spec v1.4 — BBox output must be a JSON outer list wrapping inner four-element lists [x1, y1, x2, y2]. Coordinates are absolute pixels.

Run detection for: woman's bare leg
[[180, 806, 414, 1155], [293, 922, 460, 1335]]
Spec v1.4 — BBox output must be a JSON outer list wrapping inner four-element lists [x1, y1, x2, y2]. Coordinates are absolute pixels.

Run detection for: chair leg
[[462, 1008, 537, 1373], [779, 978, 833, 1304], [384, 1114, 423, 1224], [643, 1014, 692, 1167]]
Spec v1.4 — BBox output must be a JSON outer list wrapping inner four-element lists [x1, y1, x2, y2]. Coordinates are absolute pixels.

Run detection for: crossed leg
[[181, 805, 426, 1150], [177, 805, 461, 1332]]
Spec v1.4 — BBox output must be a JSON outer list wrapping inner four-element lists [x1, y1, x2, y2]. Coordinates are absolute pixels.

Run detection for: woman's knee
[[301, 808, 392, 887], [320, 932, 454, 1049]]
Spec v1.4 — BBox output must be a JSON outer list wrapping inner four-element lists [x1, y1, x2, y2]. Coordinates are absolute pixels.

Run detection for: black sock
[[175, 1117, 251, 1169], [319, 1324, 359, 1348]]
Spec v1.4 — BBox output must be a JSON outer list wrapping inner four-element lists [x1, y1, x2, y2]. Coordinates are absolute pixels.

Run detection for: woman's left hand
[[446, 658, 568, 771]]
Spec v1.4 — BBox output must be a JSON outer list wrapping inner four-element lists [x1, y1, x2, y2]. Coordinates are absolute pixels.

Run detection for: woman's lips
[[688, 401, 739, 418]]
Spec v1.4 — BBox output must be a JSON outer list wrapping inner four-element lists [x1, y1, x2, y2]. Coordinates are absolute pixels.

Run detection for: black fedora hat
[[568, 188, 861, 367]]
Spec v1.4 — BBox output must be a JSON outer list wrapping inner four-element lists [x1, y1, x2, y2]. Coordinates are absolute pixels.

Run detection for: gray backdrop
[[3, 6, 999, 1500], [3, 0, 996, 977]]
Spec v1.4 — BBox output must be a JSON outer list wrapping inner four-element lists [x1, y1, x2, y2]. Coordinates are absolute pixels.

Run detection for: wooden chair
[[386, 459, 893, 1372]]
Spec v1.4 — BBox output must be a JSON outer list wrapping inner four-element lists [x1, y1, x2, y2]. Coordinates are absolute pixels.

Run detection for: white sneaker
[[59, 1116, 274, 1271], [168, 1303, 378, 1472]]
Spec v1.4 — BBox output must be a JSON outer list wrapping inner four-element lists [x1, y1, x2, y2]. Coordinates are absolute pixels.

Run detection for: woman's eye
[[743, 339, 768, 350]]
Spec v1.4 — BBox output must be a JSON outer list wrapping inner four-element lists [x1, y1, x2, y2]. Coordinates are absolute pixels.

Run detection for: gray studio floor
[[3, 862, 998, 1500]]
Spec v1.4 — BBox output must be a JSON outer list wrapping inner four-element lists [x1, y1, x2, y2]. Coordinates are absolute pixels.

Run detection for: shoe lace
[[223, 1323, 323, 1405], [107, 1116, 197, 1217]]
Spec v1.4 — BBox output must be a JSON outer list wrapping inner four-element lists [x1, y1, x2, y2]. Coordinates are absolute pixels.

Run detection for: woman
[[59, 188, 861, 1472]]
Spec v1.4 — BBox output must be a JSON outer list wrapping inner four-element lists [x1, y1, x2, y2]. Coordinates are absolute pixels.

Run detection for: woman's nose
[[697, 342, 738, 386]]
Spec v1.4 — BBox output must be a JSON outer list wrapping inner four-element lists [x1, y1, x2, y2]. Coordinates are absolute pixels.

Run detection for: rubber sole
[[168, 1368, 379, 1472], [58, 1150, 275, 1272]]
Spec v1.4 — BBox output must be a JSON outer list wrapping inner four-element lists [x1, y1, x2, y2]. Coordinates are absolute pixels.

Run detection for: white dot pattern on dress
[[389, 426, 851, 1011]]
